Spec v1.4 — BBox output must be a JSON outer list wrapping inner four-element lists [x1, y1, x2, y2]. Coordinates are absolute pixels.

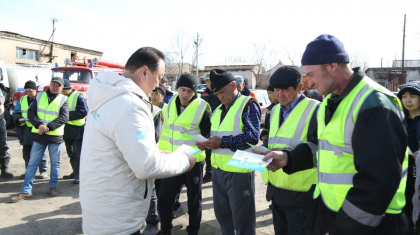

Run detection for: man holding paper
[[157, 73, 211, 235], [255, 65, 319, 235], [263, 35, 410, 235], [198, 69, 261, 235]]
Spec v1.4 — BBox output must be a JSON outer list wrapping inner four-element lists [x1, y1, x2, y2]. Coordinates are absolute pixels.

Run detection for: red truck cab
[[12, 57, 125, 107]]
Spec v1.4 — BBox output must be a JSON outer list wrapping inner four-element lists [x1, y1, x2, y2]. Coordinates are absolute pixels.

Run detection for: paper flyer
[[191, 134, 208, 142], [225, 150, 272, 172], [173, 144, 202, 155], [247, 143, 270, 154]]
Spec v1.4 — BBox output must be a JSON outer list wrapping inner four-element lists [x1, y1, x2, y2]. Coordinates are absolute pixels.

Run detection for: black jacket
[[13, 96, 35, 145], [64, 90, 88, 140], [28, 89, 69, 144], [200, 88, 221, 112], [282, 69, 408, 235]]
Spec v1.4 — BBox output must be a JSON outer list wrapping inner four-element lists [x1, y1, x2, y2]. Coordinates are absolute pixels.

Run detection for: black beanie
[[269, 65, 303, 89], [210, 69, 235, 92], [153, 83, 167, 96], [301, 34, 349, 66], [176, 73, 198, 92], [266, 85, 274, 92], [24, 80, 37, 90]]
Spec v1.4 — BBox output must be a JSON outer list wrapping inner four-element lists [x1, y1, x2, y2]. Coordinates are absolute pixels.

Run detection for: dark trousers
[[205, 149, 212, 174], [158, 162, 203, 235], [146, 179, 161, 225], [64, 139, 80, 176], [0, 116, 10, 160], [22, 144, 48, 173], [212, 167, 256, 235], [272, 203, 307, 235]]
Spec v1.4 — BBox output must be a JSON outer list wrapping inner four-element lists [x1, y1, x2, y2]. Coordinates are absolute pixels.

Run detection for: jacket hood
[[87, 69, 147, 113]]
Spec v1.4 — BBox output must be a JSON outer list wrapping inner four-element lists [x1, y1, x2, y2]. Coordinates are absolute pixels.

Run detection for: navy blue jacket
[[64, 90, 88, 140], [28, 89, 69, 144]]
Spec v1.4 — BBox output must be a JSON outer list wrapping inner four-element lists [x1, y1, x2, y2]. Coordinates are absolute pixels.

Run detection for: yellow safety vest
[[262, 98, 319, 191], [19, 95, 33, 127], [210, 96, 254, 173], [31, 92, 68, 136], [159, 95, 210, 162], [67, 91, 86, 126], [315, 76, 408, 218]]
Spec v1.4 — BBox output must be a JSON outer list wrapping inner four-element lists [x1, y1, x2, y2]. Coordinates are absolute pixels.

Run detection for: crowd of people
[[1, 34, 419, 235]]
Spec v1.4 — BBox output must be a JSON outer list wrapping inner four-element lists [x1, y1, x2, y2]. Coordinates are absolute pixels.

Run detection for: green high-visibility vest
[[31, 92, 68, 136], [315, 76, 408, 224], [67, 91, 86, 126], [19, 95, 33, 127], [262, 98, 319, 191], [210, 96, 253, 173], [159, 95, 210, 162]]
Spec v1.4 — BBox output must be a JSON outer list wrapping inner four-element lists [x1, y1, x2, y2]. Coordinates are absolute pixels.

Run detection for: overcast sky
[[1, 0, 419, 69]]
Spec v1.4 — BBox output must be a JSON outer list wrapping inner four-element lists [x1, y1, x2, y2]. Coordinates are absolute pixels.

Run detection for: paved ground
[[0, 134, 274, 235]]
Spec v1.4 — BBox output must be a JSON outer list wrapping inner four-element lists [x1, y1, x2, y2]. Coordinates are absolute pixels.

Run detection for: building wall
[[0, 32, 102, 66]]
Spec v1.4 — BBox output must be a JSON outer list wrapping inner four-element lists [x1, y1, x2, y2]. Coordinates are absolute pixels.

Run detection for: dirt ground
[[0, 134, 274, 235]]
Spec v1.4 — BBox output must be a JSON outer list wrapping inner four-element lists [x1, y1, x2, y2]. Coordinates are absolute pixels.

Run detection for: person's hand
[[185, 152, 196, 172], [18, 118, 25, 124], [203, 136, 222, 150], [261, 135, 267, 142], [412, 150, 419, 159], [263, 150, 288, 172], [38, 124, 49, 135], [160, 150, 172, 154], [196, 142, 206, 151]]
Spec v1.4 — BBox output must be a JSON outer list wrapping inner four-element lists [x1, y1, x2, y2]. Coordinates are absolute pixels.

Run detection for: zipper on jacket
[[144, 179, 148, 199]]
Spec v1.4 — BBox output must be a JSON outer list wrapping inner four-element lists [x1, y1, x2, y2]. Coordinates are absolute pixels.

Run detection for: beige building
[[0, 31, 102, 65]]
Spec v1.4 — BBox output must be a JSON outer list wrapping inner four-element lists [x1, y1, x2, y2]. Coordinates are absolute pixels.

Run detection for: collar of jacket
[[241, 86, 251, 96]]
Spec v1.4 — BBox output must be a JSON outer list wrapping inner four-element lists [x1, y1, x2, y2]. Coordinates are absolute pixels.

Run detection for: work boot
[[73, 174, 79, 184], [10, 193, 32, 203], [142, 223, 159, 235], [1, 158, 14, 178], [203, 172, 212, 183], [49, 187, 59, 197], [63, 172, 74, 179], [36, 172, 48, 179]]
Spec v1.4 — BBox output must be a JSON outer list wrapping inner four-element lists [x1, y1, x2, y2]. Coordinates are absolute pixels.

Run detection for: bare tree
[[191, 33, 204, 77], [252, 43, 280, 89], [171, 30, 191, 79], [349, 51, 370, 72]]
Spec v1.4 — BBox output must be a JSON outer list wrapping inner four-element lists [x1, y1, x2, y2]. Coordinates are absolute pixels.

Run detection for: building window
[[16, 48, 37, 60]]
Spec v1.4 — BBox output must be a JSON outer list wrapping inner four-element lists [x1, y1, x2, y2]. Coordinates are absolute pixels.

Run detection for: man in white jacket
[[80, 47, 196, 235]]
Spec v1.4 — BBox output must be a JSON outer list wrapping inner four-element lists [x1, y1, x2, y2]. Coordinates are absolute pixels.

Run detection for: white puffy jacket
[[80, 70, 190, 235]]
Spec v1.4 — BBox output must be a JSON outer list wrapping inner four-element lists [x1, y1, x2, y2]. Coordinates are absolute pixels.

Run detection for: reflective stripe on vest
[[316, 76, 408, 223], [210, 96, 253, 173], [19, 95, 33, 127], [159, 95, 209, 162], [31, 92, 68, 136], [67, 91, 86, 126], [262, 98, 319, 191]]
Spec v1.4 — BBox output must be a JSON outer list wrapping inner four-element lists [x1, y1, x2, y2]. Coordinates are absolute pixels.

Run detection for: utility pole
[[402, 14, 406, 74], [194, 33, 199, 77], [49, 18, 58, 63]]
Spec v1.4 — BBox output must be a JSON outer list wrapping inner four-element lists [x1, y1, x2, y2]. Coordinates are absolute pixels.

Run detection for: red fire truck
[[12, 57, 125, 108]]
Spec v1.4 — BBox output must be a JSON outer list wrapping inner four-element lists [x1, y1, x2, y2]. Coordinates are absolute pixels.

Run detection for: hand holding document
[[247, 143, 270, 154], [225, 150, 273, 172], [174, 144, 202, 155], [191, 134, 208, 143]]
